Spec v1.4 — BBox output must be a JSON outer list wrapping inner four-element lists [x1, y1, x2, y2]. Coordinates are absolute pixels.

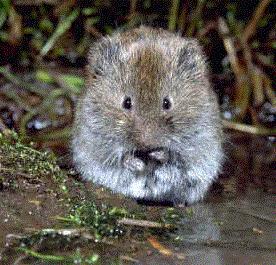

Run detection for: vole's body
[[72, 27, 223, 205]]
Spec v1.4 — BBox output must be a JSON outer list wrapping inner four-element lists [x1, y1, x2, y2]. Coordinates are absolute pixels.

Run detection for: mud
[[0, 132, 275, 265]]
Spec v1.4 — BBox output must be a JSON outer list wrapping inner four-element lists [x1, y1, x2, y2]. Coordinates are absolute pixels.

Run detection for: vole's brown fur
[[72, 26, 223, 205]]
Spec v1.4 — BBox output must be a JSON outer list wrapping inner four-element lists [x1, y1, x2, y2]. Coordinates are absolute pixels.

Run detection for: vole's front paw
[[149, 149, 169, 164], [123, 155, 145, 173]]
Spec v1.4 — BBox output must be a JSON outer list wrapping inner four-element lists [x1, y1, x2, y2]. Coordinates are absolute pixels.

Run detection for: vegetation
[[0, 132, 175, 263], [17, 248, 99, 265], [58, 201, 129, 241], [0, 1, 275, 262], [0, 130, 68, 192], [0, 0, 275, 142]]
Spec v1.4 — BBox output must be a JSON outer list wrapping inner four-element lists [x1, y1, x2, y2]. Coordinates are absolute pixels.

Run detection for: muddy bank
[[0, 132, 275, 265]]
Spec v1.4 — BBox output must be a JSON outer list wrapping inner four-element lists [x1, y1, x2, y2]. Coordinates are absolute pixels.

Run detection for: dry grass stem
[[118, 218, 174, 229], [222, 120, 276, 135], [243, 0, 272, 42]]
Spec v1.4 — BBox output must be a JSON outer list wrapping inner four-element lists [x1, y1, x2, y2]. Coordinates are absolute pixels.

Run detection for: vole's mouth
[[133, 150, 151, 164]]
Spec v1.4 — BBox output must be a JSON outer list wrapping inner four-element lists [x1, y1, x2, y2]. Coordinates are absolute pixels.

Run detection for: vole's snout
[[133, 118, 161, 149], [148, 148, 169, 164], [134, 147, 169, 164], [122, 147, 169, 173]]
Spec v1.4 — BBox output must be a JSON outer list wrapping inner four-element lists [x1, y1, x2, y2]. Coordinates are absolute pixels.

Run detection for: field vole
[[72, 26, 223, 205]]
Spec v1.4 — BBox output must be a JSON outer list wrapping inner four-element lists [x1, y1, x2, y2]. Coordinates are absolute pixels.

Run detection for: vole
[[72, 26, 223, 205]]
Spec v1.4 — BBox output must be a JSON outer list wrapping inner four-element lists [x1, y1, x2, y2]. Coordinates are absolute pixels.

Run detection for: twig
[[129, 0, 138, 17], [25, 227, 92, 237], [218, 18, 243, 82], [240, 39, 264, 108], [14, 255, 28, 265], [222, 120, 276, 136], [6, 228, 115, 246], [118, 218, 174, 229], [198, 21, 217, 38], [243, 0, 272, 42], [147, 236, 186, 260], [218, 18, 251, 119], [120, 255, 139, 263], [148, 236, 173, 256], [86, 25, 103, 39]]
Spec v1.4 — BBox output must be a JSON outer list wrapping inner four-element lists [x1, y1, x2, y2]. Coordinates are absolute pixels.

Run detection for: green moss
[[59, 200, 129, 241], [162, 207, 181, 224], [0, 131, 130, 242], [0, 131, 68, 193], [0, 131, 134, 263]]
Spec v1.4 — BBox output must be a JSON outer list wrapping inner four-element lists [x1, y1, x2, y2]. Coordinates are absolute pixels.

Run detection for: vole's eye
[[122, 97, 132, 110], [163, 97, 172, 110]]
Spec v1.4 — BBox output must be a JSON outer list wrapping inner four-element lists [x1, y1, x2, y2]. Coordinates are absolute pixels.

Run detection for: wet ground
[[0, 132, 275, 265]]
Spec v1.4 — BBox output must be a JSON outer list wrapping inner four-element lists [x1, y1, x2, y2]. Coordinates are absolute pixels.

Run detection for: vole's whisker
[[102, 150, 118, 167]]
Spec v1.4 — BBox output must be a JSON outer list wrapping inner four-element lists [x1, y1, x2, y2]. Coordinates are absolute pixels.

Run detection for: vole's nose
[[134, 147, 169, 164], [148, 148, 169, 164]]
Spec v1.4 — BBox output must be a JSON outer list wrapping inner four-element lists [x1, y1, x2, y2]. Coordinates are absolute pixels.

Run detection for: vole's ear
[[177, 40, 207, 75], [87, 37, 121, 76]]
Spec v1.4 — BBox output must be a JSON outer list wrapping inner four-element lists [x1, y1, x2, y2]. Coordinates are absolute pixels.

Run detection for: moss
[[0, 131, 144, 263], [0, 131, 132, 240], [0, 131, 68, 193], [59, 200, 129, 241]]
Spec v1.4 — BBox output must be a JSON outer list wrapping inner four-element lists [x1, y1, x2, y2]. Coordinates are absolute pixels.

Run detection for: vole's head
[[82, 28, 216, 166]]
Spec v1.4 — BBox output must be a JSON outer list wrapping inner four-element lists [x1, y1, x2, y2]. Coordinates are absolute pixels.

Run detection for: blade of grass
[[17, 247, 65, 261], [40, 8, 80, 57], [168, 0, 180, 31], [0, 0, 10, 28], [186, 0, 206, 36]]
